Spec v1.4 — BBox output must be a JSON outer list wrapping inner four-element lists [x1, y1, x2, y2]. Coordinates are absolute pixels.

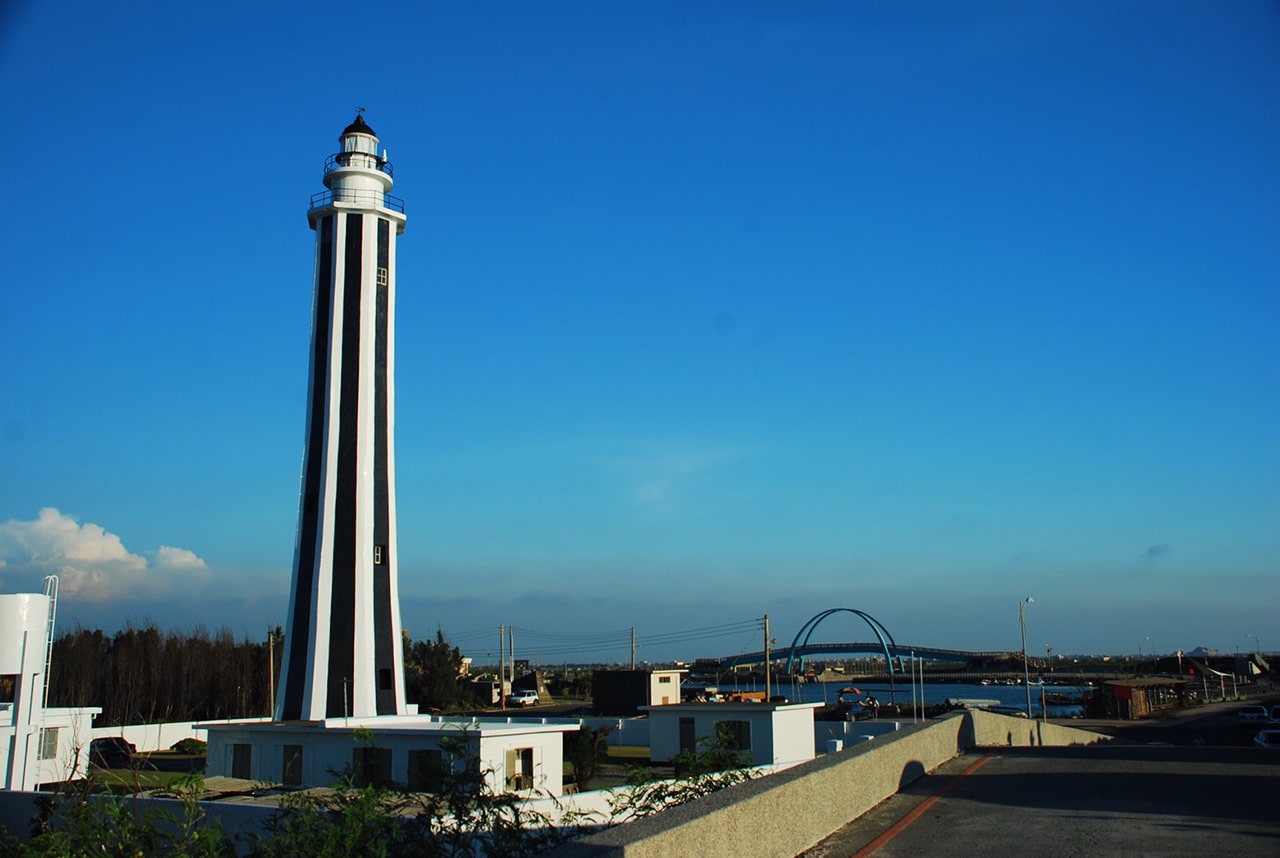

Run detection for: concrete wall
[[546, 710, 1108, 858], [963, 710, 1110, 748]]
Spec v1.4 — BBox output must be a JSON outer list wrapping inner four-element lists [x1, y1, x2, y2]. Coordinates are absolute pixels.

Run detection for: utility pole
[[763, 614, 771, 701], [1019, 597, 1033, 719], [268, 627, 275, 717], [630, 627, 636, 670], [499, 624, 505, 710]]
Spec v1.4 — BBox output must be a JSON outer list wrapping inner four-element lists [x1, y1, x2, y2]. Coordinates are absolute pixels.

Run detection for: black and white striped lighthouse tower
[[276, 115, 408, 721]]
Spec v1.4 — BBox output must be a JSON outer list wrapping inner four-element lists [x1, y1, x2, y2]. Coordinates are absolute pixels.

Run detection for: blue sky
[[1, 2, 1277, 664]]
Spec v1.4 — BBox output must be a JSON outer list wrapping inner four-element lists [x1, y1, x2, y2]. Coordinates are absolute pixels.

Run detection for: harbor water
[[721, 677, 1091, 719]]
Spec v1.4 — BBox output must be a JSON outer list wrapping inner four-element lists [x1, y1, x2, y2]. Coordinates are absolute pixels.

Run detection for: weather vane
[[356, 106, 367, 117]]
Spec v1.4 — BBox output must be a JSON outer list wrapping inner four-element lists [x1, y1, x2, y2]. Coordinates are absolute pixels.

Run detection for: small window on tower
[[374, 544, 385, 565], [377, 267, 388, 286]]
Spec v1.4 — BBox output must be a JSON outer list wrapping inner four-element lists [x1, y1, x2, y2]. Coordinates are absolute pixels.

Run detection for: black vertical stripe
[[327, 213, 362, 717], [373, 217, 395, 713], [281, 213, 334, 720]]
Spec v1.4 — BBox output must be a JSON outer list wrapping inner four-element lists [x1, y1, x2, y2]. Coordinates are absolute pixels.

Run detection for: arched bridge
[[712, 608, 1029, 675], [717, 642, 1017, 670]]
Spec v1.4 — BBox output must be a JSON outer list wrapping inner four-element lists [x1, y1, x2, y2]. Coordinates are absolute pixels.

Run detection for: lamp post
[[1019, 597, 1034, 718], [1146, 636, 1156, 675], [1247, 633, 1260, 655]]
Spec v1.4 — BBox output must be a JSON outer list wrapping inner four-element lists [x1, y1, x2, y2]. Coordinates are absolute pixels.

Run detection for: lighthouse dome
[[342, 114, 377, 138]]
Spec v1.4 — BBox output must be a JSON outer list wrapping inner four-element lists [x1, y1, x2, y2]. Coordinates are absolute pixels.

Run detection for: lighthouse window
[[377, 266, 388, 286], [374, 544, 386, 565]]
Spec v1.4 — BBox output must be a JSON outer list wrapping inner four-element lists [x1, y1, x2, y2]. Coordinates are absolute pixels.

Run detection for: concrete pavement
[[803, 700, 1280, 857]]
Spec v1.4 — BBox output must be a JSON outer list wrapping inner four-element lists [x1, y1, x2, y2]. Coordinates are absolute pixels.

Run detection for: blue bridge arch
[[784, 608, 900, 702]]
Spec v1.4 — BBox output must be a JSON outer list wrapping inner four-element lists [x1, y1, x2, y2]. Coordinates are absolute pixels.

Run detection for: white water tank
[[0, 593, 50, 675]]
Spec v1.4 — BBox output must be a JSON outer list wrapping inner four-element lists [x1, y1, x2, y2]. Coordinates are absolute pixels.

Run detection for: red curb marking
[[852, 754, 993, 858]]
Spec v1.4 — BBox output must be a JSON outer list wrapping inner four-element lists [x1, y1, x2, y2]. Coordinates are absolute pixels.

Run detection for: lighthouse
[[276, 115, 409, 721]]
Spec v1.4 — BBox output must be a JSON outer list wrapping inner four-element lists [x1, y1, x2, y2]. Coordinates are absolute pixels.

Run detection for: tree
[[404, 630, 473, 711], [566, 726, 610, 791]]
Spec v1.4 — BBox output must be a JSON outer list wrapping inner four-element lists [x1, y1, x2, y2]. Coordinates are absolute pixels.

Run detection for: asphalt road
[[803, 702, 1280, 857]]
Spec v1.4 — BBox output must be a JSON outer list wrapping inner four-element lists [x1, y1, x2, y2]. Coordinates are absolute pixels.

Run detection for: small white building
[[202, 716, 578, 797], [644, 701, 822, 768], [1, 588, 101, 790], [592, 668, 687, 715]]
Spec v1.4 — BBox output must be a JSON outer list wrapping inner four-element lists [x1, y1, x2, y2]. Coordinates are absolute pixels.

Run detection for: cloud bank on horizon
[[0, 507, 209, 601]]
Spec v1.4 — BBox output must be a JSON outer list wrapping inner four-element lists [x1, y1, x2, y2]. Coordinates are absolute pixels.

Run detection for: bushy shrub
[[171, 737, 208, 756]]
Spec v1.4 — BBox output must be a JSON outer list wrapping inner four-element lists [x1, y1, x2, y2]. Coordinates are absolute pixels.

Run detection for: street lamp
[[1247, 633, 1260, 655], [1020, 597, 1034, 718], [1146, 636, 1156, 675]]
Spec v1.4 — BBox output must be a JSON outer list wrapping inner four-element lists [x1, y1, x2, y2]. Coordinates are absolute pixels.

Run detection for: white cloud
[[154, 545, 207, 570], [0, 507, 209, 601]]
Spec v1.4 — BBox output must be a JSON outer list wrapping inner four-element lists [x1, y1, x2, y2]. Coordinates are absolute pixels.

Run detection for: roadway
[[802, 700, 1280, 857]]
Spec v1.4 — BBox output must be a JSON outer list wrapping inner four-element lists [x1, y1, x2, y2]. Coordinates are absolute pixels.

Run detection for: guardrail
[[308, 188, 405, 214], [323, 152, 394, 178]]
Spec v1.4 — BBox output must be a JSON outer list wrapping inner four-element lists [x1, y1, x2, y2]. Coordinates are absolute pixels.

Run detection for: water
[[721, 678, 1091, 719]]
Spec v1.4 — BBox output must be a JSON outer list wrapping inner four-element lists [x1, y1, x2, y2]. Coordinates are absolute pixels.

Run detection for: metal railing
[[323, 151, 394, 178], [308, 188, 405, 213]]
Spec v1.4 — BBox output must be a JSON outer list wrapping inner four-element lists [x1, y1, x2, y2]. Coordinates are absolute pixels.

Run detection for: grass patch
[[89, 768, 195, 792], [605, 745, 650, 760]]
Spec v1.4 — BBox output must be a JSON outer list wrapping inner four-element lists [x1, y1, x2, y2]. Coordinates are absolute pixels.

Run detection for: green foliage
[[566, 726, 610, 791], [11, 728, 755, 856], [48, 624, 282, 724], [403, 629, 474, 711], [15, 774, 234, 857], [250, 779, 406, 858], [245, 734, 589, 858], [610, 723, 754, 821], [171, 738, 208, 756], [671, 723, 754, 778]]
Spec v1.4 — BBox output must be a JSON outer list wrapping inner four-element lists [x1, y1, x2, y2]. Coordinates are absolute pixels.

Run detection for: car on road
[[505, 689, 541, 708], [90, 737, 136, 768], [1237, 704, 1269, 724], [1252, 729, 1280, 749]]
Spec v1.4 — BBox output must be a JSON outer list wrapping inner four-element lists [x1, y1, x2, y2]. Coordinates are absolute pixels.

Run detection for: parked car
[[1270, 706, 1280, 725], [505, 689, 541, 708], [90, 737, 136, 768], [1237, 705, 1269, 724], [1253, 730, 1280, 749]]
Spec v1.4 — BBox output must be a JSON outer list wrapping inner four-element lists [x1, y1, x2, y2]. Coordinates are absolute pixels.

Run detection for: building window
[[658, 676, 671, 683], [715, 720, 751, 751], [505, 747, 534, 791], [282, 745, 303, 786], [231, 743, 253, 779], [377, 267, 388, 286], [353, 746, 393, 788], [374, 544, 385, 565], [408, 749, 445, 792], [38, 727, 59, 761]]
